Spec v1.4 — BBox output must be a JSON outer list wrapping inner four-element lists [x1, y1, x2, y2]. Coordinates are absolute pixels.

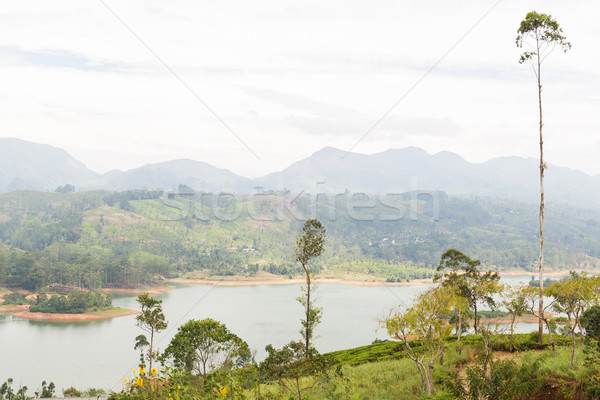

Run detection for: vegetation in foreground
[[103, 237, 600, 400], [5, 223, 600, 399]]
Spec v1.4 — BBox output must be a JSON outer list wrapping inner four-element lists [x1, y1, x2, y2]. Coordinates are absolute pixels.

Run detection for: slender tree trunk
[[427, 361, 434, 396], [296, 376, 303, 400], [510, 315, 516, 350], [304, 264, 311, 357], [543, 318, 556, 355], [415, 363, 428, 396], [571, 328, 576, 367], [457, 311, 462, 355], [148, 330, 153, 371], [474, 303, 478, 334], [537, 41, 545, 345]]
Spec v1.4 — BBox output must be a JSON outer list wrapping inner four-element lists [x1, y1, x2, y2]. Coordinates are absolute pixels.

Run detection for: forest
[[0, 188, 599, 292]]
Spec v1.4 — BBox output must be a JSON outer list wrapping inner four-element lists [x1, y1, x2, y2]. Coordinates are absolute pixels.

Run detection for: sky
[[0, 0, 598, 177]]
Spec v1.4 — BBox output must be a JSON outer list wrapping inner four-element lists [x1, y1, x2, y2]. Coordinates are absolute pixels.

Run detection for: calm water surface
[[0, 276, 534, 392]]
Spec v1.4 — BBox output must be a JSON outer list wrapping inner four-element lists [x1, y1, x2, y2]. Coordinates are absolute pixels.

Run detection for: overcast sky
[[1, 1, 598, 177]]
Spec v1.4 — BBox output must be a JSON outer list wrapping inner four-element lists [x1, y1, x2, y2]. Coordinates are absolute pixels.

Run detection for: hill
[[86, 159, 254, 193], [0, 138, 98, 193], [2, 139, 600, 210], [0, 189, 599, 292], [257, 147, 600, 209]]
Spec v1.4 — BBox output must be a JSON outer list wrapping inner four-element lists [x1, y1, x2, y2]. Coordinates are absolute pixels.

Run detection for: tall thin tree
[[294, 219, 326, 357], [516, 11, 570, 343], [135, 293, 168, 371]]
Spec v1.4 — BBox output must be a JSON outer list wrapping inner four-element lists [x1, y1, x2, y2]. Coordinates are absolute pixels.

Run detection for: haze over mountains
[[1, 138, 599, 209]]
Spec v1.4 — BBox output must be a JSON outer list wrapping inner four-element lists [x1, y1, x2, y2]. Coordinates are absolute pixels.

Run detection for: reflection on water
[[0, 276, 540, 392]]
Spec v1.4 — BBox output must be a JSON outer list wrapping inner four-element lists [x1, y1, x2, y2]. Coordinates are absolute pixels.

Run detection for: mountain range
[[1, 138, 599, 209]]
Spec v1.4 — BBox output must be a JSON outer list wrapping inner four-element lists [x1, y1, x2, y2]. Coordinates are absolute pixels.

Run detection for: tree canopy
[[162, 318, 251, 377]]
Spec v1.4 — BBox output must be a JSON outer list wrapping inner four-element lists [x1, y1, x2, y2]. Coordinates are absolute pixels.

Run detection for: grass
[[252, 357, 426, 400], [254, 334, 593, 399], [252, 346, 469, 399], [328, 340, 407, 365]]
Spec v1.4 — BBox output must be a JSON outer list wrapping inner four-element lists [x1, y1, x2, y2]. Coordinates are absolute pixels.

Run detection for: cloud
[[0, 46, 125, 72], [381, 116, 462, 138], [243, 87, 360, 118]]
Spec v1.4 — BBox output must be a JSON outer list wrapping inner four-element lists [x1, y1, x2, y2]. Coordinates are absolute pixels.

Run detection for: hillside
[[0, 138, 98, 193], [257, 147, 600, 209], [85, 159, 254, 193], [2, 139, 600, 210], [0, 189, 599, 291]]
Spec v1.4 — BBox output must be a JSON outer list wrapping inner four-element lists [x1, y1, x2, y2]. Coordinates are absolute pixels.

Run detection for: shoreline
[[102, 285, 173, 295], [11, 307, 139, 321], [0, 304, 29, 313], [497, 269, 600, 278], [165, 277, 434, 287], [2, 269, 596, 300], [165, 268, 598, 287]]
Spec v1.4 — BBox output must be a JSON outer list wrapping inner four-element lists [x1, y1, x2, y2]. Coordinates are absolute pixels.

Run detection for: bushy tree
[[259, 341, 336, 400], [582, 305, 600, 340], [161, 318, 251, 378], [35, 381, 55, 398], [547, 271, 600, 366], [434, 249, 501, 333], [501, 285, 529, 346], [383, 285, 455, 396]]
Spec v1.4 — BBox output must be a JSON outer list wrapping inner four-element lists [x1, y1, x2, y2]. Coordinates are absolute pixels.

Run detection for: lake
[[0, 275, 535, 393]]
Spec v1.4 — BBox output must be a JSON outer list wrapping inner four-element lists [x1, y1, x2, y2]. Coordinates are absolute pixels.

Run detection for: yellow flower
[[151, 368, 157, 376], [220, 386, 229, 396], [139, 367, 145, 375], [123, 378, 127, 382], [136, 378, 143, 387], [132, 369, 136, 374]]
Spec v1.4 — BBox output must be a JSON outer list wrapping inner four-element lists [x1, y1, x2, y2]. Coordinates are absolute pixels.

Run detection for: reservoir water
[[0, 275, 535, 393]]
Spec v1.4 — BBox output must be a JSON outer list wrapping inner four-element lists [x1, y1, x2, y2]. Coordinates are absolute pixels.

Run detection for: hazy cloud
[[0, 46, 124, 72]]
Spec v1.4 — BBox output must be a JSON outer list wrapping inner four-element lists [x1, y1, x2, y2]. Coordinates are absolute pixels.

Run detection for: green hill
[[0, 189, 599, 291]]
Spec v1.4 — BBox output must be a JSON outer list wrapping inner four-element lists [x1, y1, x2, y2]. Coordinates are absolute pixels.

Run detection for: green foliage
[[442, 356, 544, 399], [295, 219, 326, 356], [134, 334, 150, 369], [516, 11, 571, 64], [29, 290, 112, 313], [135, 294, 168, 371], [0, 378, 29, 400], [383, 285, 457, 395], [110, 366, 249, 400], [35, 381, 55, 398], [1, 292, 28, 305], [55, 184, 75, 194], [1, 190, 600, 293], [62, 386, 81, 397], [582, 305, 600, 339], [546, 272, 600, 366], [478, 310, 509, 319], [328, 340, 407, 365], [259, 341, 339, 400], [294, 219, 326, 268], [435, 249, 502, 332], [528, 277, 558, 287], [161, 318, 251, 377]]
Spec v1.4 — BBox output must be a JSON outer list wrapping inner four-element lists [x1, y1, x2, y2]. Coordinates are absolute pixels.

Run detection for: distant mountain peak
[[311, 146, 346, 157], [1, 140, 599, 209], [0, 137, 97, 192]]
